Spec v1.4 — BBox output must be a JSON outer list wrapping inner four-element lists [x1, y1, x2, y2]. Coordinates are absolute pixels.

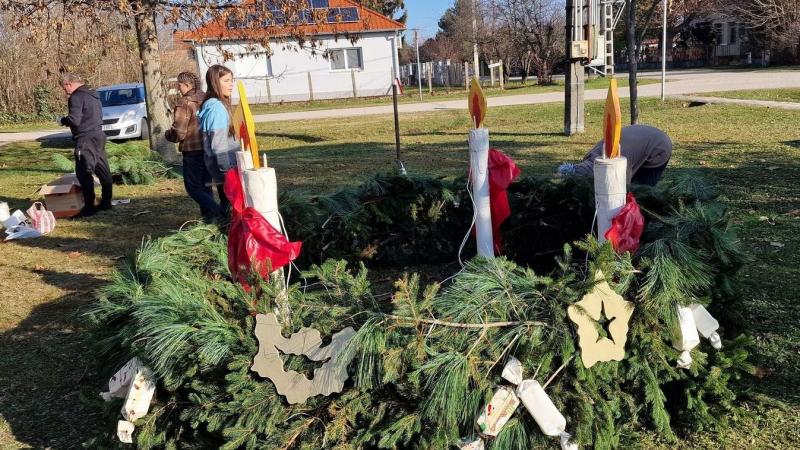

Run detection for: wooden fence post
[[490, 60, 495, 86], [464, 62, 469, 89], [351, 70, 358, 98], [266, 78, 273, 104], [499, 64, 505, 90], [307, 72, 314, 101]]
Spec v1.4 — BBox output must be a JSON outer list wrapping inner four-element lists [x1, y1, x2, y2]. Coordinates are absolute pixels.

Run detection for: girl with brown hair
[[198, 64, 240, 217]]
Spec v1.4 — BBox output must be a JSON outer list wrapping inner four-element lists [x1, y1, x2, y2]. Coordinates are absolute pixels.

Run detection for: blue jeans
[[183, 152, 221, 221]]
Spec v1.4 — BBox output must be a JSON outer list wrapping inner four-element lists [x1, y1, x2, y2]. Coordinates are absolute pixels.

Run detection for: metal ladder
[[601, 0, 615, 76]]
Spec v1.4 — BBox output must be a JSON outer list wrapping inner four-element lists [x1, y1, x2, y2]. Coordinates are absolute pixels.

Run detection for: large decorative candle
[[595, 78, 627, 244], [468, 77, 493, 258]]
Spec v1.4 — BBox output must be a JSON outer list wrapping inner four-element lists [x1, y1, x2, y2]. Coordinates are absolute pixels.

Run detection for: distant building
[[179, 0, 405, 104]]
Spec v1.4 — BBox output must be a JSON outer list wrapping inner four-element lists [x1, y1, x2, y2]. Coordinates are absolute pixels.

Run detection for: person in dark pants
[[165, 72, 219, 221], [58, 73, 113, 216], [557, 124, 673, 186]]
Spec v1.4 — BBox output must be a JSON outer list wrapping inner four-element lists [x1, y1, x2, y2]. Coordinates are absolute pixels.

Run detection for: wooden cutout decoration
[[567, 271, 634, 368], [251, 313, 356, 404]]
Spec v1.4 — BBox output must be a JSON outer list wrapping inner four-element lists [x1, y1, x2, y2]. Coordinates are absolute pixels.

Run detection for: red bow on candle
[[604, 193, 644, 254], [224, 169, 302, 289], [487, 148, 521, 254]]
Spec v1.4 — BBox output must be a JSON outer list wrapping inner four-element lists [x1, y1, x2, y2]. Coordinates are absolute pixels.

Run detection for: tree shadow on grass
[[255, 131, 328, 143], [0, 288, 105, 449]]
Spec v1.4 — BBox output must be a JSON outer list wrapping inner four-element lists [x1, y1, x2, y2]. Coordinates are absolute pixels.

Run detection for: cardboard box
[[38, 173, 99, 218]]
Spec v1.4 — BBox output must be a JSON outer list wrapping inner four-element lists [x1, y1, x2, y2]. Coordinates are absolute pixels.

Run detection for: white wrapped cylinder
[[121, 366, 156, 422], [242, 168, 281, 232], [236, 151, 254, 171], [593, 157, 627, 244], [674, 306, 701, 369], [516, 380, 567, 437], [469, 128, 493, 258], [690, 304, 722, 349]]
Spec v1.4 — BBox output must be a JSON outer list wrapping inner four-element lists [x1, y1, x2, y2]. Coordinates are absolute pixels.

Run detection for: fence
[[399, 60, 477, 91], [230, 68, 397, 105]]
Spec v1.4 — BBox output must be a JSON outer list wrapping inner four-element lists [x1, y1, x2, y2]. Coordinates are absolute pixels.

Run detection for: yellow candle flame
[[603, 78, 622, 158], [468, 77, 487, 129]]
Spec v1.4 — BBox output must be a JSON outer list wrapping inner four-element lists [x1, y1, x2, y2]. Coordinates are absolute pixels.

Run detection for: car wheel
[[140, 118, 150, 141]]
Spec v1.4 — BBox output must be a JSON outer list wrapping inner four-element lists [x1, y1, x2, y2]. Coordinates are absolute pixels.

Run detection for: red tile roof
[[179, 0, 405, 42]]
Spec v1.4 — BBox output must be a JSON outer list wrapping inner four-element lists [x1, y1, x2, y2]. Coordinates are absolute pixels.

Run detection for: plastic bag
[[487, 148, 521, 254], [224, 169, 302, 288], [26, 202, 56, 235], [604, 192, 644, 254]]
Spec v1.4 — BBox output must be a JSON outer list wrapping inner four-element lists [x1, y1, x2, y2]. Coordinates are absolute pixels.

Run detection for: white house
[[180, 0, 405, 104]]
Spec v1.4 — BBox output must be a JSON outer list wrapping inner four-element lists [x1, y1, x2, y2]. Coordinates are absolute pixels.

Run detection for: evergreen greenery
[[85, 174, 754, 449], [52, 141, 172, 185]]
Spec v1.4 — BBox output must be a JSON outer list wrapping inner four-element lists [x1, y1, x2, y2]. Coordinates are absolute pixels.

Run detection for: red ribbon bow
[[224, 169, 302, 288]]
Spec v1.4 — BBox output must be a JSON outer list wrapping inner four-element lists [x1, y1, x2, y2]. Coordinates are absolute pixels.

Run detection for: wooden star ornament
[[567, 271, 634, 368]]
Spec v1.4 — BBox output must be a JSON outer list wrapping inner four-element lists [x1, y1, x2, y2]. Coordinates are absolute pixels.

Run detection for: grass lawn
[[248, 77, 660, 115], [1, 98, 799, 448], [0, 121, 61, 133], [697, 88, 800, 103]]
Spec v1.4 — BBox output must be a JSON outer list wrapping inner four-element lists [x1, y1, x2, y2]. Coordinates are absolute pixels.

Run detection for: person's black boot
[[98, 200, 113, 212], [75, 206, 97, 218]]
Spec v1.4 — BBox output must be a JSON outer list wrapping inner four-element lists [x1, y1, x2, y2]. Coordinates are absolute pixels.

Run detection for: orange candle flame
[[468, 77, 487, 129]]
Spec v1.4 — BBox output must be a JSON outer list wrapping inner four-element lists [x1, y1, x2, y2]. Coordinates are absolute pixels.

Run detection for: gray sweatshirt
[[573, 124, 673, 183]]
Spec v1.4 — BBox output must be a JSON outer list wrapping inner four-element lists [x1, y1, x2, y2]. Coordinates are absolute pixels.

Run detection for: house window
[[728, 22, 737, 45], [329, 48, 363, 71]]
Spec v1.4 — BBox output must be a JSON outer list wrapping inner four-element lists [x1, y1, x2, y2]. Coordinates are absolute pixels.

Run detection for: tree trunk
[[626, 0, 639, 125], [134, 2, 177, 163]]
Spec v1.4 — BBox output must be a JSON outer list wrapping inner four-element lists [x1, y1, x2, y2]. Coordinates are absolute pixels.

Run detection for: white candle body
[[516, 379, 567, 437], [236, 151, 254, 171], [593, 157, 628, 244], [469, 128, 493, 258], [242, 168, 281, 232]]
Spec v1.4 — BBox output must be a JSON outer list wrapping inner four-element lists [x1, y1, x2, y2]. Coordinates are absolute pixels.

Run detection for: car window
[[99, 88, 144, 107]]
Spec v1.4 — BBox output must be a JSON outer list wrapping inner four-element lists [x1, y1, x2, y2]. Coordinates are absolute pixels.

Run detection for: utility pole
[[415, 29, 422, 101], [564, 0, 585, 135], [472, 0, 480, 80], [660, 0, 667, 100]]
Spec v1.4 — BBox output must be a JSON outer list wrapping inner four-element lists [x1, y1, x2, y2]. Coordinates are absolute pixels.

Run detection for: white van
[[98, 83, 148, 140]]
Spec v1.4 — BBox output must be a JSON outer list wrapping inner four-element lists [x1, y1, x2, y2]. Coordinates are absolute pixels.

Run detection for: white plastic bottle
[[690, 304, 722, 349]]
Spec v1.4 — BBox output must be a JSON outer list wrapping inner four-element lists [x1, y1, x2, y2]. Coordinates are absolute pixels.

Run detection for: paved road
[[2, 69, 798, 146]]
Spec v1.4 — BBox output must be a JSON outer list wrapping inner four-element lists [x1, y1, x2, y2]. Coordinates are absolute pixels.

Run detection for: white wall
[[195, 32, 398, 104]]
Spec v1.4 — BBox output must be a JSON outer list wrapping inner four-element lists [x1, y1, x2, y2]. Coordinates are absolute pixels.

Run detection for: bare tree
[[734, 0, 800, 61], [496, 0, 564, 85], [626, 0, 639, 124], [1, 1, 370, 162]]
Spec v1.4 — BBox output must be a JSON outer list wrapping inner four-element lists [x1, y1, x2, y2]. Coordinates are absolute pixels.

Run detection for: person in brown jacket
[[166, 72, 220, 221]]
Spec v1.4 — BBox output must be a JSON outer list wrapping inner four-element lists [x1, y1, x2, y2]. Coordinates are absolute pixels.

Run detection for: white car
[[98, 83, 149, 140]]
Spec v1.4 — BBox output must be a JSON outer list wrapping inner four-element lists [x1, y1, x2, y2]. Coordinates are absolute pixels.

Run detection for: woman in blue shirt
[[198, 64, 240, 218]]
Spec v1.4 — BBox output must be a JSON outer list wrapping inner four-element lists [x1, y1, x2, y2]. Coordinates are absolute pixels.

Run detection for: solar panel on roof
[[340, 7, 359, 22], [310, 0, 329, 8]]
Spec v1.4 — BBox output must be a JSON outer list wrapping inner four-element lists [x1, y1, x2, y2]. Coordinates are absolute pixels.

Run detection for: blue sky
[[404, 0, 452, 39]]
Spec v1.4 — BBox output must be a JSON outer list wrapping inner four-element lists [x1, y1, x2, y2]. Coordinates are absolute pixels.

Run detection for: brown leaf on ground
[[68, 251, 82, 259], [783, 209, 800, 217], [699, 160, 708, 166]]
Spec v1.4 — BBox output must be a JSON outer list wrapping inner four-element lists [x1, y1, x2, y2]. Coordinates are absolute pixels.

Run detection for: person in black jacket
[[58, 73, 113, 217]]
